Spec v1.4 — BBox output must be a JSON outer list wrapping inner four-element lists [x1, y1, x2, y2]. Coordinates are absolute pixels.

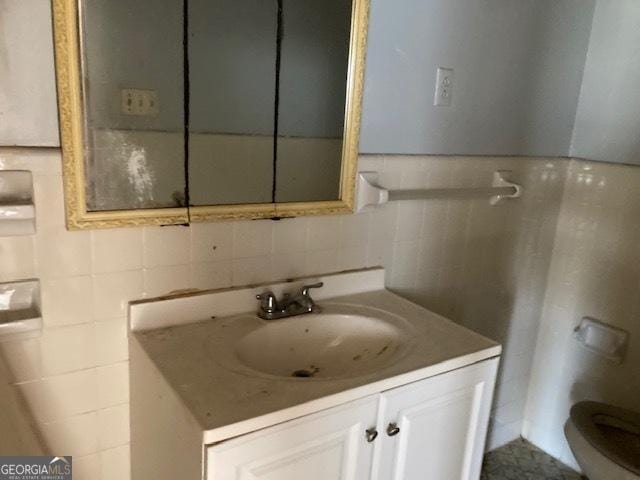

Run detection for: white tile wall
[[376, 156, 568, 451], [0, 147, 567, 479], [524, 159, 640, 469]]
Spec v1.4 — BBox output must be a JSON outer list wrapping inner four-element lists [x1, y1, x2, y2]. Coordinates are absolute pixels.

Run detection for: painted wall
[[524, 159, 640, 469], [0, 0, 59, 146], [360, 0, 595, 156], [570, 0, 640, 166]]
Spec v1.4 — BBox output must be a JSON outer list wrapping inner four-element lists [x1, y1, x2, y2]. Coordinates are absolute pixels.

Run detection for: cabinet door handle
[[386, 422, 400, 436], [365, 428, 378, 443]]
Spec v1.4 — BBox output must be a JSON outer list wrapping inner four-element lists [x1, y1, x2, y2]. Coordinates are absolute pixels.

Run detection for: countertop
[[133, 288, 501, 443]]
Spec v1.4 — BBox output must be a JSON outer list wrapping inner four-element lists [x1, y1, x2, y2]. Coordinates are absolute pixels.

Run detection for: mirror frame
[[52, 0, 370, 230]]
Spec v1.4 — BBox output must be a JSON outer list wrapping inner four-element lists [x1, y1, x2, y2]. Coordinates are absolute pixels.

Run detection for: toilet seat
[[570, 401, 640, 476]]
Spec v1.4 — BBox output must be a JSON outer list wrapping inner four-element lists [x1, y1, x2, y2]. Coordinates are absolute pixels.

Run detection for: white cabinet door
[[373, 358, 498, 480], [207, 396, 379, 480]]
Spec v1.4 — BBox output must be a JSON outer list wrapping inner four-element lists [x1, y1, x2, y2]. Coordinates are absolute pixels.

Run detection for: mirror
[[80, 0, 186, 212], [188, 0, 277, 207], [53, 0, 368, 229], [274, 0, 351, 203], [189, 0, 351, 206]]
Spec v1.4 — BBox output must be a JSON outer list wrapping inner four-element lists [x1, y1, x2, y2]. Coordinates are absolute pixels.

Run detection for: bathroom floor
[[481, 438, 583, 480]]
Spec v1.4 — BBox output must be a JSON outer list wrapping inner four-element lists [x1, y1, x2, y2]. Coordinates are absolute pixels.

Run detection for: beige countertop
[[133, 287, 501, 443]]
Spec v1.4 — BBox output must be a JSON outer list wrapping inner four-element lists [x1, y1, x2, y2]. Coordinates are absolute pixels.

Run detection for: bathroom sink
[[233, 304, 413, 380], [131, 268, 502, 439]]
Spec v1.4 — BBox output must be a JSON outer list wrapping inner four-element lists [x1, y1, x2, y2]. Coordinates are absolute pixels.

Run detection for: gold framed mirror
[[52, 0, 370, 230]]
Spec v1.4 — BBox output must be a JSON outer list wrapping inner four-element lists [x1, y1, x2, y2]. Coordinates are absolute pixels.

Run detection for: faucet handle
[[300, 282, 323, 298], [256, 291, 278, 313]]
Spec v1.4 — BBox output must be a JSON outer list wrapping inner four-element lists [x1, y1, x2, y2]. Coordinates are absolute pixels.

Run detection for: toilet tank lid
[[570, 401, 640, 476]]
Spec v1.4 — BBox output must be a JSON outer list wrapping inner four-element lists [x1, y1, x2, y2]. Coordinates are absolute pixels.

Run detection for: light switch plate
[[121, 89, 159, 116], [434, 67, 454, 107]]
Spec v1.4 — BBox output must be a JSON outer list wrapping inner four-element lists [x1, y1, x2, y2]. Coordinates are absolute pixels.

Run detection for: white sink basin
[[234, 304, 414, 380]]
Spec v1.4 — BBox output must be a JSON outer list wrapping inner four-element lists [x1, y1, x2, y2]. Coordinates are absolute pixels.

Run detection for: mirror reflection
[[188, 0, 277, 206], [81, 0, 186, 211], [274, 0, 352, 203], [79, 0, 354, 212]]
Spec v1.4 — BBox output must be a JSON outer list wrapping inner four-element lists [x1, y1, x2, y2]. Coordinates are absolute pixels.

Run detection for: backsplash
[[0, 147, 565, 479]]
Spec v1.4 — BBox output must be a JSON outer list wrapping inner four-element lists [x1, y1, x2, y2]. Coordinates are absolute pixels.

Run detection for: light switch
[[121, 89, 159, 116], [434, 67, 454, 107]]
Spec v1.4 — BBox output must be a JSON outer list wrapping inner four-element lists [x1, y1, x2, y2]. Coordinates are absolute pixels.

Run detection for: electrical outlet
[[121, 89, 159, 116], [434, 67, 454, 107]]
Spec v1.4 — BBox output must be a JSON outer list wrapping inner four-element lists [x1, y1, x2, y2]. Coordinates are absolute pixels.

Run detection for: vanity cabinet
[[207, 396, 378, 480], [373, 359, 494, 480], [206, 359, 497, 480]]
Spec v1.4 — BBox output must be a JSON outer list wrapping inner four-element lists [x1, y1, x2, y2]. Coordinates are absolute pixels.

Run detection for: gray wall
[[82, 0, 184, 131], [33, 0, 640, 168], [359, 0, 595, 156], [0, 0, 59, 146], [278, 0, 351, 139], [190, 0, 351, 138], [84, 0, 351, 139], [189, 0, 277, 136], [570, 0, 640, 165]]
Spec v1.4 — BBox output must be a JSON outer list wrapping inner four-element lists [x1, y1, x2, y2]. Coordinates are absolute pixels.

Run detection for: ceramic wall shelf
[[0, 279, 42, 342], [0, 170, 36, 236]]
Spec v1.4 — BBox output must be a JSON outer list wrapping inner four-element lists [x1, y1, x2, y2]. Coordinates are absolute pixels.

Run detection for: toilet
[[565, 401, 640, 480]]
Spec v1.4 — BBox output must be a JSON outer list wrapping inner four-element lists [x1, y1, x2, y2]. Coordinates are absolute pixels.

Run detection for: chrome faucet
[[256, 282, 323, 320]]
